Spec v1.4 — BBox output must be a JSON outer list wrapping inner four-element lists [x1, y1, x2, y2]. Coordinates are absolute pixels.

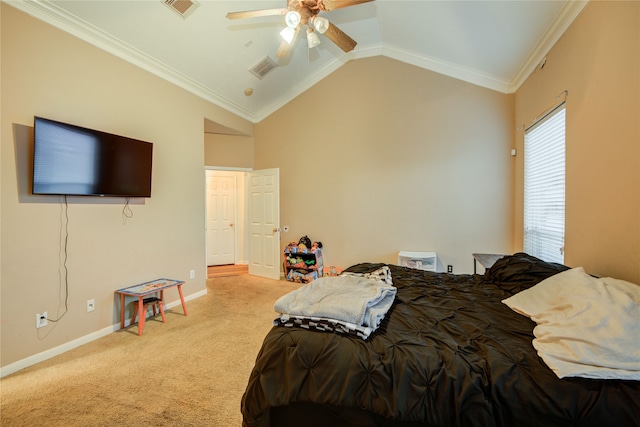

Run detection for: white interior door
[[206, 171, 236, 266], [248, 168, 280, 280]]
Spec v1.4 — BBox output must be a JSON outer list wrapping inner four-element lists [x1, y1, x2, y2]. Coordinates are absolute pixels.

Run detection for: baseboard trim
[[0, 289, 208, 378]]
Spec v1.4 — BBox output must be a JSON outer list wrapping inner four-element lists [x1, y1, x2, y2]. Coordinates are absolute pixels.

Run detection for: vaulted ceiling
[[7, 1, 588, 123]]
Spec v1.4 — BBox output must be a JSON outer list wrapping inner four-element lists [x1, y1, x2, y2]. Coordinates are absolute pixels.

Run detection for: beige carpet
[[1, 275, 299, 426]]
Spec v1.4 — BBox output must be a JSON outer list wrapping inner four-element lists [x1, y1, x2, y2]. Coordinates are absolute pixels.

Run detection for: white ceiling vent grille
[[249, 56, 278, 79], [162, 0, 199, 19]]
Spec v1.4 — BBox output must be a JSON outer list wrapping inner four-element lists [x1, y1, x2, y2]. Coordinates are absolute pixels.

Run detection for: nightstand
[[472, 253, 508, 274]]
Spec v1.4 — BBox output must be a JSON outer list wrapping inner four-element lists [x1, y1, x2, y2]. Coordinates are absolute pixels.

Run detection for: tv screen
[[32, 117, 153, 197]]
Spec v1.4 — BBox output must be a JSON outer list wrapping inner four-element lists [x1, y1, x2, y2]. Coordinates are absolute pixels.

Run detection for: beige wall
[[204, 133, 254, 169], [255, 56, 515, 272], [514, 1, 640, 283], [1, 4, 252, 369]]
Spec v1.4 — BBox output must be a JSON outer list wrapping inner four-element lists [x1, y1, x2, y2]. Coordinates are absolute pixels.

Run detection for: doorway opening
[[205, 169, 248, 270], [205, 167, 282, 280]]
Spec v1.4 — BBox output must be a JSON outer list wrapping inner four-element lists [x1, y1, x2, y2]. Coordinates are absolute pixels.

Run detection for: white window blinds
[[524, 104, 566, 264]]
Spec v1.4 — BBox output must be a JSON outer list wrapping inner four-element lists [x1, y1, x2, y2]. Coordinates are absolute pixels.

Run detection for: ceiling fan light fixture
[[285, 11, 301, 28], [280, 27, 296, 44], [307, 29, 321, 48], [310, 16, 329, 34]]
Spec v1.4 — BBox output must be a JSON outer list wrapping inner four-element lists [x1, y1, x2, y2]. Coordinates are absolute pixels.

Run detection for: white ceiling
[[7, 0, 588, 123]]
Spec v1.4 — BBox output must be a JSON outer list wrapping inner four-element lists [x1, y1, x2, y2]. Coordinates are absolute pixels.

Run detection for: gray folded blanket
[[274, 274, 397, 329]]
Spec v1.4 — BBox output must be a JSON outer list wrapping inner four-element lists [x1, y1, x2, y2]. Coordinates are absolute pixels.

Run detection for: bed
[[241, 253, 640, 427]]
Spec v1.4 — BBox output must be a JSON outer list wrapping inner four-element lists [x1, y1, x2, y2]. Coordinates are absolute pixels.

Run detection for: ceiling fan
[[227, 0, 373, 58]]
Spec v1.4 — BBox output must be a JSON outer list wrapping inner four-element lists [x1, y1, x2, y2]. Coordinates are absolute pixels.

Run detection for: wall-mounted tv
[[32, 117, 153, 197]]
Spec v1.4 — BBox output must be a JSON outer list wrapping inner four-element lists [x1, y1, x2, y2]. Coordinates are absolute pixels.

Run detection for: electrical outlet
[[447, 265, 453, 273], [190, 269, 195, 279], [87, 299, 95, 312], [36, 312, 48, 329]]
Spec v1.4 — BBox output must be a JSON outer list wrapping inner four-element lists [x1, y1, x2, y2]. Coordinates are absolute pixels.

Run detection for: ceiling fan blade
[[323, 21, 357, 52], [226, 8, 288, 20], [318, 0, 374, 11], [276, 26, 301, 58]]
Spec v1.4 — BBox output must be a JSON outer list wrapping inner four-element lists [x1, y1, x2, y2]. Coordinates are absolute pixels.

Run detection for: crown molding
[[5, 0, 258, 122], [5, 0, 589, 122], [382, 44, 512, 93], [508, 0, 589, 92]]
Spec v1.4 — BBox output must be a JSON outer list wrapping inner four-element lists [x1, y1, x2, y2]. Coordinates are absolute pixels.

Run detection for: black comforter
[[241, 255, 640, 426]]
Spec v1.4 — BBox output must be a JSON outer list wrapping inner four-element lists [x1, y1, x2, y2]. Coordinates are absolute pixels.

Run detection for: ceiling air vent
[[249, 56, 278, 79], [162, 0, 199, 19]]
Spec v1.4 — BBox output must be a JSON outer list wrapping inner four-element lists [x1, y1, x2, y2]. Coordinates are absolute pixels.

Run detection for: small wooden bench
[[115, 279, 188, 335]]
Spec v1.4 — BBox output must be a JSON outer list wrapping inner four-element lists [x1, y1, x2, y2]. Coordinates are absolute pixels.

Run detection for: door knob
[[272, 227, 280, 233], [229, 223, 234, 227]]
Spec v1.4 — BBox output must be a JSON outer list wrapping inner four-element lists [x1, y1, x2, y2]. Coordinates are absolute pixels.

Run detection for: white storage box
[[398, 251, 437, 272]]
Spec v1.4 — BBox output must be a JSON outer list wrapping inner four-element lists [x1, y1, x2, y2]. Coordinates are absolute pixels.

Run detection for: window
[[524, 104, 566, 264]]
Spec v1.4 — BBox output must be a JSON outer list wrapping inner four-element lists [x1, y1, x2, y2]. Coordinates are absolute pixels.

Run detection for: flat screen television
[[32, 117, 153, 197]]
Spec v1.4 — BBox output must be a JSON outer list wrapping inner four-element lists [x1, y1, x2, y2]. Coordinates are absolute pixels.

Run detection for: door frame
[[204, 166, 281, 279], [205, 166, 250, 266]]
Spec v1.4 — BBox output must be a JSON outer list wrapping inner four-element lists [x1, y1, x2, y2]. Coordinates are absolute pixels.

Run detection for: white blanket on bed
[[274, 275, 396, 329], [503, 267, 640, 380]]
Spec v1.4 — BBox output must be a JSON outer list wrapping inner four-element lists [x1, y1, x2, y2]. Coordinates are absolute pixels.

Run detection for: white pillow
[[503, 267, 640, 380]]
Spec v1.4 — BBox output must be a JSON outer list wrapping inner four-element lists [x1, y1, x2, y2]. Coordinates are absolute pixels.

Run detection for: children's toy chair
[[131, 296, 166, 325]]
